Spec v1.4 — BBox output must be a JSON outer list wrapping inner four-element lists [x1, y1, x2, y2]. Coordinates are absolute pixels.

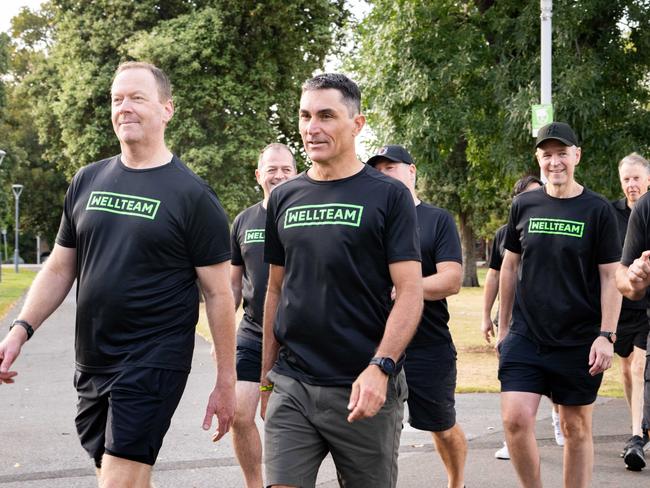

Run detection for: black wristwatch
[[10, 319, 34, 341], [598, 331, 616, 344], [369, 356, 397, 376]]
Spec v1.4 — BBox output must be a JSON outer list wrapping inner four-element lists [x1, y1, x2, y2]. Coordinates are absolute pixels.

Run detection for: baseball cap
[[366, 145, 414, 167], [535, 122, 579, 148]]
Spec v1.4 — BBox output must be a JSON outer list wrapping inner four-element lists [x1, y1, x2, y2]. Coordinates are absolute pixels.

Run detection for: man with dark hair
[[260, 73, 423, 487], [0, 62, 236, 488], [497, 122, 621, 488], [230, 142, 296, 487], [613, 152, 650, 470], [368, 144, 465, 488]]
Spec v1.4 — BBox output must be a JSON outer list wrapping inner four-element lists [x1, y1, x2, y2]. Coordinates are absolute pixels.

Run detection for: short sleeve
[[230, 213, 244, 266], [622, 195, 650, 266], [186, 187, 231, 267], [488, 227, 504, 270], [504, 200, 522, 255], [432, 211, 462, 264], [55, 176, 78, 248], [264, 192, 285, 266], [384, 186, 421, 263], [596, 202, 622, 264]]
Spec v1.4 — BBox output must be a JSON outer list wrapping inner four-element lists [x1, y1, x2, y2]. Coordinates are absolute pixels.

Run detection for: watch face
[[380, 358, 396, 375]]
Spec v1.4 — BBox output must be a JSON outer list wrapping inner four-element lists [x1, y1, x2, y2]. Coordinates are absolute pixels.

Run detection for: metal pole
[[1, 229, 7, 263], [36, 234, 41, 265], [540, 0, 553, 105], [12, 184, 23, 273]]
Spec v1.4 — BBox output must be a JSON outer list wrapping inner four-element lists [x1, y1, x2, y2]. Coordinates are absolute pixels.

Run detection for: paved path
[[1, 288, 648, 487]]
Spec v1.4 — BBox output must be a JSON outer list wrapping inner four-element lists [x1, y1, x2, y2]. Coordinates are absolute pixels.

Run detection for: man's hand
[[0, 328, 28, 385], [347, 365, 389, 423], [202, 381, 236, 442], [260, 389, 271, 421], [588, 336, 614, 376], [627, 250, 650, 291], [481, 316, 495, 344]]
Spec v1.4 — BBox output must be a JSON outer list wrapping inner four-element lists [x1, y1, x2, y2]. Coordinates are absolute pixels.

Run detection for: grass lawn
[[197, 266, 625, 398], [0, 267, 37, 319]]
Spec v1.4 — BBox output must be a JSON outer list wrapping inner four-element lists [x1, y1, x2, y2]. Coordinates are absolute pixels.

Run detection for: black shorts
[[74, 367, 188, 468], [498, 332, 602, 406], [615, 309, 649, 357], [236, 335, 262, 383], [404, 342, 457, 432]]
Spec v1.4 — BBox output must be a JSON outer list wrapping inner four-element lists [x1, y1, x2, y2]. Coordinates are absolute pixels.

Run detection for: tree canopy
[[351, 0, 650, 285]]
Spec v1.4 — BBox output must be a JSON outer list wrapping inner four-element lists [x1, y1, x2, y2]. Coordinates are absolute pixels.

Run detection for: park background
[[1, 0, 649, 397]]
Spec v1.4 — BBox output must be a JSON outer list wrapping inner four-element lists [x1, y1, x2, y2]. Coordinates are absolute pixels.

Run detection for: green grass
[[197, 265, 624, 397], [0, 267, 37, 319]]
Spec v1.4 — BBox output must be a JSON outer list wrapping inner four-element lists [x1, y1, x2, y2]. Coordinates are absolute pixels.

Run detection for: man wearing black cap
[[368, 145, 467, 488], [497, 122, 621, 487]]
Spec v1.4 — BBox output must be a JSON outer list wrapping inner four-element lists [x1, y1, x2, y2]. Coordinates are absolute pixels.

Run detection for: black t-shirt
[[408, 202, 462, 346], [56, 155, 231, 374], [612, 198, 647, 311], [504, 186, 621, 347], [264, 166, 421, 386], [489, 225, 508, 271], [231, 202, 268, 343]]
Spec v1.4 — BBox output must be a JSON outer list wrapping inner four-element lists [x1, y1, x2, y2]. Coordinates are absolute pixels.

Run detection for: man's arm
[[589, 262, 622, 376], [0, 244, 77, 384], [347, 260, 423, 423], [198, 261, 236, 442], [422, 261, 461, 301], [496, 250, 520, 346], [259, 264, 284, 419], [616, 251, 650, 300], [481, 268, 500, 343], [230, 264, 244, 310]]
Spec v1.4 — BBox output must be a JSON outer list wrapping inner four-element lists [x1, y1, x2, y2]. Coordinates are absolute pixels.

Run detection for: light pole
[[540, 0, 553, 107], [0, 150, 5, 283], [1, 228, 7, 263], [12, 184, 23, 273]]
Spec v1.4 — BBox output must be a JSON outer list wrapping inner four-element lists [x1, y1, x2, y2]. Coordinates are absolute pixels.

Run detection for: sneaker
[[621, 435, 637, 458], [495, 441, 510, 460], [623, 435, 646, 471], [552, 409, 565, 447]]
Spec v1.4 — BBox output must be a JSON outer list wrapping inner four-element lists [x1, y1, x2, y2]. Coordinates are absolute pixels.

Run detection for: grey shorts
[[264, 370, 407, 488]]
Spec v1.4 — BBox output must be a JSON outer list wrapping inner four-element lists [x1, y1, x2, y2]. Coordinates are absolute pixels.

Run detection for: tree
[[352, 0, 650, 286], [24, 0, 346, 218]]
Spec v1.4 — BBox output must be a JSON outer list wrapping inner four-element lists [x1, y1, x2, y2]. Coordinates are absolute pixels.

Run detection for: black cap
[[366, 145, 414, 167], [535, 122, 579, 148]]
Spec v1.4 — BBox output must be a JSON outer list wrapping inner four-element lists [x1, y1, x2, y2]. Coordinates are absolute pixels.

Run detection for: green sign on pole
[[531, 104, 553, 137]]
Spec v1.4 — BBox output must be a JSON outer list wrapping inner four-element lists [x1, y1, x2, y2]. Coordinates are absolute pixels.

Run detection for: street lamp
[[1, 228, 6, 263], [0, 150, 5, 282], [12, 184, 23, 273]]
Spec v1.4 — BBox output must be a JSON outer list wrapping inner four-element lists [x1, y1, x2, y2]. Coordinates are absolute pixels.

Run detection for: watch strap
[[10, 319, 34, 341]]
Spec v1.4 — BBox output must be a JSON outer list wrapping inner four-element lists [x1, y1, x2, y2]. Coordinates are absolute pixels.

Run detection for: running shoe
[[621, 435, 637, 458], [552, 409, 565, 446], [494, 441, 510, 460], [623, 435, 646, 471]]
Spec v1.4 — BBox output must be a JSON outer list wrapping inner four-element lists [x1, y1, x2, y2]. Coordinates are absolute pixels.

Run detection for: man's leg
[[98, 454, 153, 488], [630, 346, 647, 437], [558, 404, 594, 488], [619, 353, 634, 409], [232, 380, 263, 488], [501, 391, 543, 488], [432, 423, 467, 488]]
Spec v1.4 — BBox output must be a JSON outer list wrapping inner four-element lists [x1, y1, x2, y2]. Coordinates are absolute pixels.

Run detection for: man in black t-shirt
[[260, 74, 423, 488], [611, 152, 650, 470], [497, 122, 621, 488], [0, 62, 236, 487], [230, 143, 296, 487], [368, 144, 466, 488]]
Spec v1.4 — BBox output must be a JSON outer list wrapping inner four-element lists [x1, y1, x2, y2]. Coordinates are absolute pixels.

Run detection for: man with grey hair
[[612, 152, 650, 470], [229, 142, 296, 487], [0, 61, 236, 488]]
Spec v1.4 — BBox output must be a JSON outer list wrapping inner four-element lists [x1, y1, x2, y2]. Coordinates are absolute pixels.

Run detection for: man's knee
[[503, 410, 536, 434], [561, 415, 591, 442], [432, 423, 464, 443], [631, 352, 646, 378]]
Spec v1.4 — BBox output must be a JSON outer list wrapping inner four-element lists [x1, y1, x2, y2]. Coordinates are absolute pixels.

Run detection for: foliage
[[351, 0, 650, 283]]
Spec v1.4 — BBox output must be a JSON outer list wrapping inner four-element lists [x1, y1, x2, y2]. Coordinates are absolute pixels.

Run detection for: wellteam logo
[[284, 204, 364, 228], [86, 191, 160, 220], [244, 228, 265, 243], [528, 218, 584, 238]]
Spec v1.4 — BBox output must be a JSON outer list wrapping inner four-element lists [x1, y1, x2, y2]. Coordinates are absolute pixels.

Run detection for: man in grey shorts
[[260, 73, 423, 487]]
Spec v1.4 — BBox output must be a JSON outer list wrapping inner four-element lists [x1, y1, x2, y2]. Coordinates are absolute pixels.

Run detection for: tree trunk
[[459, 210, 479, 287]]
